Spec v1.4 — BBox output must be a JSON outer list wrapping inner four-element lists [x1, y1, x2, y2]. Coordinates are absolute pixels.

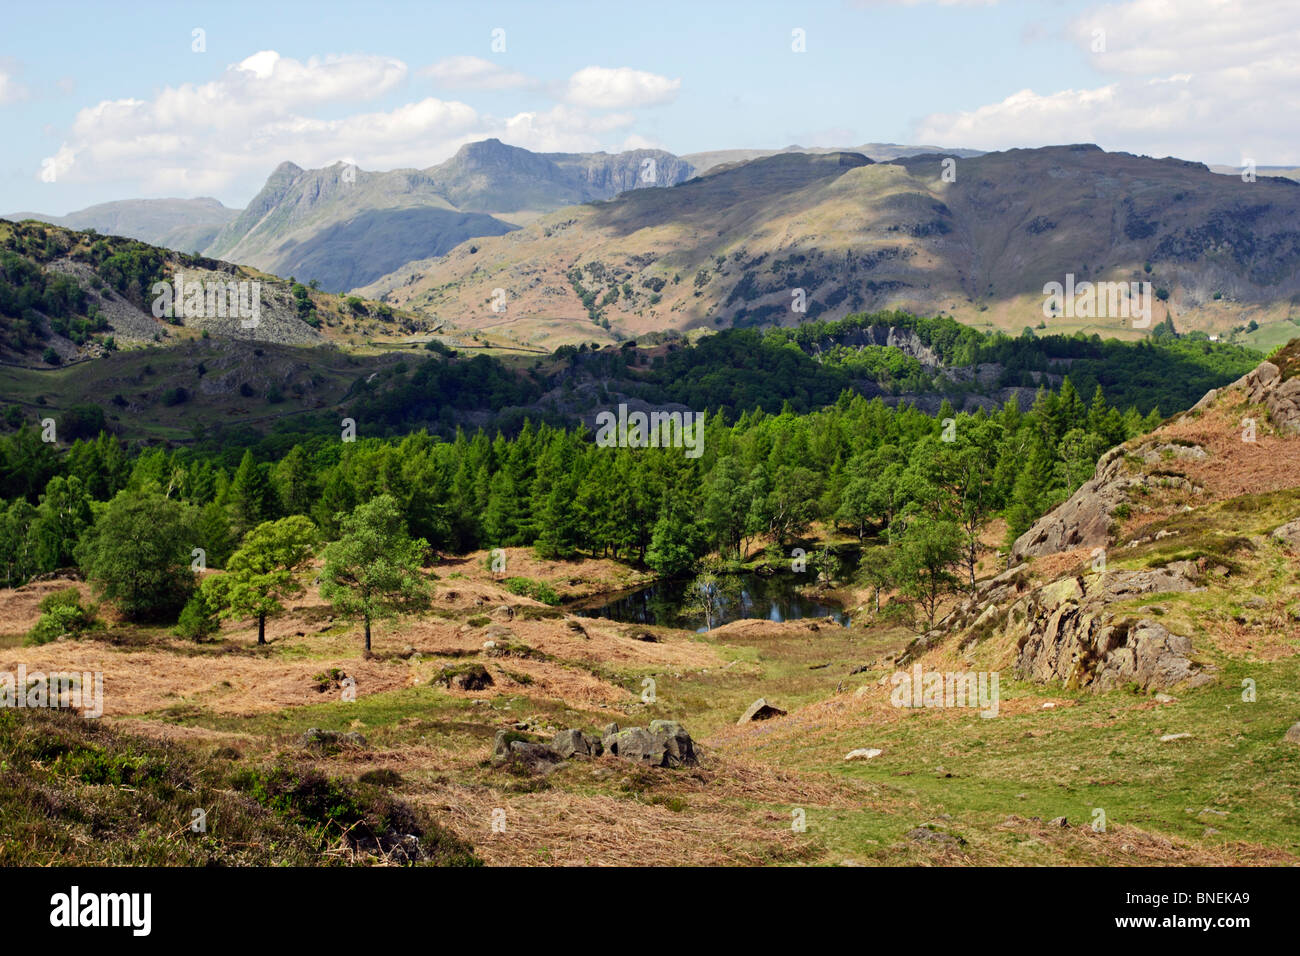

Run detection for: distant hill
[[3, 198, 239, 254], [357, 144, 1300, 350], [682, 142, 984, 174], [1210, 164, 1300, 182], [204, 139, 695, 292]]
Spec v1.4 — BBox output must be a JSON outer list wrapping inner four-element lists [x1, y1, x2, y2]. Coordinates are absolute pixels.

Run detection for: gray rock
[[507, 740, 562, 773], [906, 826, 964, 846], [1272, 519, 1300, 549], [649, 719, 698, 767], [301, 727, 366, 749], [737, 698, 788, 724], [551, 728, 602, 758], [1284, 722, 1300, 744], [1011, 445, 1134, 560], [844, 748, 883, 761], [609, 727, 666, 765], [1012, 563, 1215, 692], [436, 663, 494, 691], [599, 722, 621, 754]]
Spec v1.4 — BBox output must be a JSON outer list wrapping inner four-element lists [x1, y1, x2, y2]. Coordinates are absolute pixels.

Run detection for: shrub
[[502, 576, 560, 606], [26, 589, 98, 645], [175, 591, 219, 641]]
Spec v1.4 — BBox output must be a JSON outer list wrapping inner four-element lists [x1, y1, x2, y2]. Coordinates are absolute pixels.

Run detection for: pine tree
[[227, 450, 275, 538]]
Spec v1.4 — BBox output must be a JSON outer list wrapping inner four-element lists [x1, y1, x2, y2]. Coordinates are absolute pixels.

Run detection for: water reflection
[[573, 573, 851, 632]]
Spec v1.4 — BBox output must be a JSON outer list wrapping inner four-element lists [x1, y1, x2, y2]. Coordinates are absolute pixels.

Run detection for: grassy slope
[[5, 464, 1296, 866]]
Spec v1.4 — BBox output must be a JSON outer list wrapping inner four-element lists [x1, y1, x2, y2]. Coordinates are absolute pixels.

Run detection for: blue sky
[[2, 0, 1295, 214]]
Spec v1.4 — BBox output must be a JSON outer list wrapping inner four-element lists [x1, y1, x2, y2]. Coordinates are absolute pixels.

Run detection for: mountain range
[[356, 144, 1300, 349], [9, 139, 1300, 352], [3, 140, 981, 294]]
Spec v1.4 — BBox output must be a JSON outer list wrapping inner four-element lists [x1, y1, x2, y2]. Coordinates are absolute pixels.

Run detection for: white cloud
[[422, 56, 534, 91], [914, 0, 1300, 164], [565, 66, 680, 109], [36, 51, 653, 196], [851, 0, 1000, 6], [500, 105, 638, 152], [0, 68, 29, 105]]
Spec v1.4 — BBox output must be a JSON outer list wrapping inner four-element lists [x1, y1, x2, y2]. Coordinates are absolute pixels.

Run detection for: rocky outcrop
[[550, 728, 600, 758], [1012, 446, 1136, 560], [493, 721, 698, 773], [1013, 349, 1300, 562], [602, 720, 698, 767], [1004, 563, 1215, 691], [1192, 358, 1300, 434]]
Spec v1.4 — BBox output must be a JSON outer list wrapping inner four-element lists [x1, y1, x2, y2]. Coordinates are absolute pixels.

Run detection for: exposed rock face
[[1012, 446, 1135, 561], [1008, 564, 1215, 691], [1193, 359, 1300, 434], [1015, 353, 1300, 563]]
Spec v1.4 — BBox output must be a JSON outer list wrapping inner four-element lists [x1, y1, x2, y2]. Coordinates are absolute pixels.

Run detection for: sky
[[2, 0, 1297, 215]]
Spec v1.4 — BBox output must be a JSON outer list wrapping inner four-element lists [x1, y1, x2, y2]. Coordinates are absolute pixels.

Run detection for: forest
[[1, 368, 1161, 643]]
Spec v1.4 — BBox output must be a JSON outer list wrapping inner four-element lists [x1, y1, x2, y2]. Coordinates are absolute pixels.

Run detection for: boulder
[[507, 740, 562, 773], [608, 727, 666, 765], [844, 748, 883, 761], [493, 728, 539, 757], [435, 663, 494, 691], [597, 722, 699, 767], [649, 719, 698, 767], [301, 728, 367, 750], [738, 698, 788, 724], [1272, 519, 1300, 550], [551, 728, 602, 758], [1284, 722, 1300, 744]]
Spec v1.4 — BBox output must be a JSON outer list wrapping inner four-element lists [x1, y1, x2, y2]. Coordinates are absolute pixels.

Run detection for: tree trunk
[[364, 615, 372, 655], [257, 612, 266, 645]]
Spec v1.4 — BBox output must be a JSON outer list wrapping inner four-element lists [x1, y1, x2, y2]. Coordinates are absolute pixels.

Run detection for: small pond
[[572, 572, 852, 632]]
